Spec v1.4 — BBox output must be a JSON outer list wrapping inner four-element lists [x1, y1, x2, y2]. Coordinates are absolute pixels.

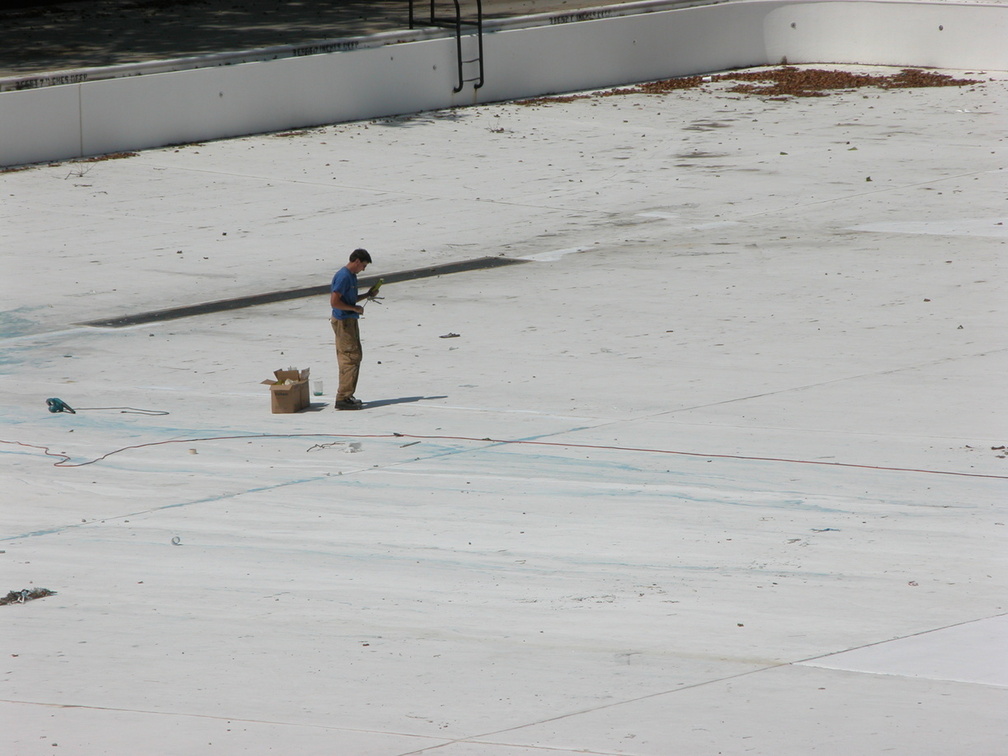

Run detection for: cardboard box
[[262, 368, 310, 413]]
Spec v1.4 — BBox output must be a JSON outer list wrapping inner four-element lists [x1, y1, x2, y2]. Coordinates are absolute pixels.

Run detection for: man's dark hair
[[350, 248, 372, 263]]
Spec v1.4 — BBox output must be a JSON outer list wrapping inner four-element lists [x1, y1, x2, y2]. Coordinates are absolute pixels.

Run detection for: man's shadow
[[363, 395, 448, 409], [304, 395, 447, 412]]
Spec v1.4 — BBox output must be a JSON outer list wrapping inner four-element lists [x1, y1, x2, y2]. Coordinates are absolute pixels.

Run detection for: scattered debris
[[440, 332, 460, 339], [308, 441, 345, 452], [714, 67, 979, 97], [965, 445, 1005, 458], [171, 536, 182, 545], [273, 128, 325, 138], [1, 588, 56, 605], [517, 66, 981, 106], [306, 441, 362, 453], [78, 151, 139, 162]]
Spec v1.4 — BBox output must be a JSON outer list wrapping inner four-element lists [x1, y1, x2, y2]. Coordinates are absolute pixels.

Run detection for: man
[[330, 248, 379, 410]]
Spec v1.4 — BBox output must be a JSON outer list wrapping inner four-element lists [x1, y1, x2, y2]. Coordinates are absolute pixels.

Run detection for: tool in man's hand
[[364, 278, 385, 305]]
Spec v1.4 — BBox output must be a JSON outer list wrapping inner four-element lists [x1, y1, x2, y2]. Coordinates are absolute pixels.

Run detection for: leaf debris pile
[[715, 67, 981, 97], [517, 66, 981, 105]]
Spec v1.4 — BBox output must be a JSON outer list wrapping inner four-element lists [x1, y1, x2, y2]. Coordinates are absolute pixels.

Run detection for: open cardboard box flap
[[263, 367, 310, 413]]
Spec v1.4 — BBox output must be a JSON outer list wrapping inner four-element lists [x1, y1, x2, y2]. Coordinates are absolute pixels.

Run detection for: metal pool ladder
[[409, 0, 485, 92]]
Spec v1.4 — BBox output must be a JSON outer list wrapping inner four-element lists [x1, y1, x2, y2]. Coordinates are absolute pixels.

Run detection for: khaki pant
[[330, 317, 362, 401]]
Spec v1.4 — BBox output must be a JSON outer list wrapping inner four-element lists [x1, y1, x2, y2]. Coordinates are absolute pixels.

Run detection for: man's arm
[[331, 290, 363, 314]]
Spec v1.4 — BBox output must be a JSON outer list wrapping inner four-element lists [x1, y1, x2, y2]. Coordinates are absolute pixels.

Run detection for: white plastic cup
[[312, 380, 324, 396]]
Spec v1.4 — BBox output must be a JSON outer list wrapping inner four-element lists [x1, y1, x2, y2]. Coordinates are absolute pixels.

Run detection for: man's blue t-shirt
[[331, 267, 359, 320]]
